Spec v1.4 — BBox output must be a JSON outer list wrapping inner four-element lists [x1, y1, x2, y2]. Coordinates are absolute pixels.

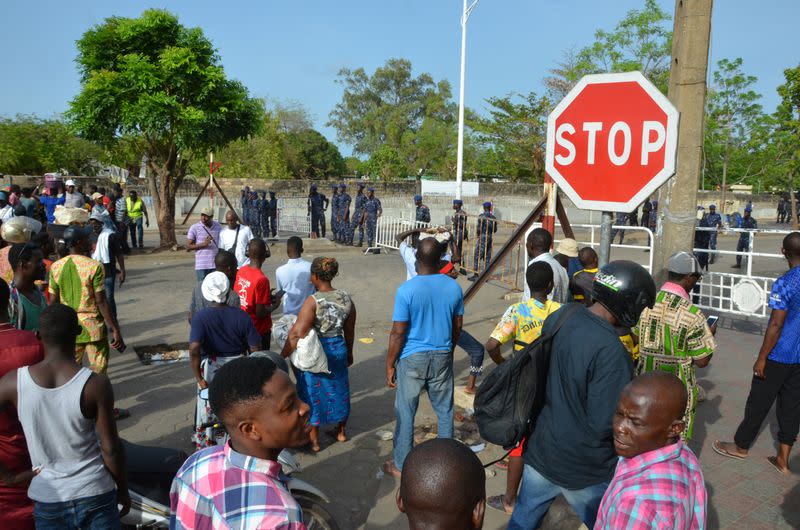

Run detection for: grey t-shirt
[[64, 192, 85, 208]]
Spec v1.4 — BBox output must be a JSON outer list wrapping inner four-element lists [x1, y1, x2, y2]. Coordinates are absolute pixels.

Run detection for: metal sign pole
[[599, 211, 613, 266]]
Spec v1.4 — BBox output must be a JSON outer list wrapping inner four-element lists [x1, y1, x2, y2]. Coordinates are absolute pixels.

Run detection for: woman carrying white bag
[[281, 257, 356, 452]]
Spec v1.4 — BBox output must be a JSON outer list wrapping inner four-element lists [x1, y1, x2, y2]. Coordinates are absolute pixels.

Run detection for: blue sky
[[2, 0, 798, 155]]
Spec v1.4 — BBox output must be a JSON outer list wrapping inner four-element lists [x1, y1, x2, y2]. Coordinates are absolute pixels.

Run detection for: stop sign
[[545, 71, 679, 212]]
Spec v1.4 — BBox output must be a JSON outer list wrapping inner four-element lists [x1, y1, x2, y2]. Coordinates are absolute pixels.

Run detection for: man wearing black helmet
[[508, 261, 656, 530]]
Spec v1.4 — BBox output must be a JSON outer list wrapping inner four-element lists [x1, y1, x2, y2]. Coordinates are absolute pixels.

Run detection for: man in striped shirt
[[595, 372, 707, 530], [170, 357, 311, 529]]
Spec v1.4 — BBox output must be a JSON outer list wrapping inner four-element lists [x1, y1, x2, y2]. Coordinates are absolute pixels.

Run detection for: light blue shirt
[[392, 274, 464, 359], [275, 258, 315, 316]]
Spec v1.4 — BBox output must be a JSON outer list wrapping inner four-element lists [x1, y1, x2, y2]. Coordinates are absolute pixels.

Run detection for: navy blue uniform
[[337, 192, 351, 242], [363, 196, 382, 247], [266, 196, 278, 238], [736, 215, 758, 267], [451, 209, 469, 261], [473, 211, 497, 273], [350, 191, 367, 245], [308, 192, 328, 237]]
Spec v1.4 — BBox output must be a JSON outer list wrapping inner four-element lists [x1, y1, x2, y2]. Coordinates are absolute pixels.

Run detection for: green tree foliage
[[0, 116, 102, 175], [68, 9, 262, 247], [703, 58, 766, 191], [544, 0, 672, 99], [774, 65, 800, 213], [189, 110, 290, 180], [327, 58, 457, 179], [367, 144, 406, 181], [469, 92, 550, 182], [284, 128, 346, 179]]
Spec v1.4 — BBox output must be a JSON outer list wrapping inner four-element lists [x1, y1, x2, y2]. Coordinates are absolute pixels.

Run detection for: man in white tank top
[[0, 303, 129, 529]]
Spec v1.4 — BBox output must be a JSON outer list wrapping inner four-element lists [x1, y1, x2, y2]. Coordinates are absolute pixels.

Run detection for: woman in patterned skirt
[[282, 257, 356, 452]]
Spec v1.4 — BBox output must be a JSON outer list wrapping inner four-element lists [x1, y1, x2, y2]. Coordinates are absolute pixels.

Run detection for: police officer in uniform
[[733, 206, 757, 269], [329, 184, 339, 240], [350, 183, 367, 246], [307, 184, 328, 238], [337, 183, 351, 243], [240, 187, 251, 228], [266, 190, 278, 238], [253, 191, 266, 238], [362, 187, 382, 252], [414, 195, 430, 224], [450, 199, 468, 263], [469, 201, 497, 280], [706, 204, 723, 263]]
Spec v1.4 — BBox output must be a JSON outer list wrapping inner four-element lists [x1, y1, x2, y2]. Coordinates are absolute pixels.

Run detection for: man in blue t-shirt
[[714, 232, 800, 475], [383, 238, 464, 478]]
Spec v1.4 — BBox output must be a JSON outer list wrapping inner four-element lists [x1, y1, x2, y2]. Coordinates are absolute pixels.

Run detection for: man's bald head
[[579, 247, 598, 268], [416, 237, 444, 269], [613, 372, 688, 459], [782, 232, 800, 260], [526, 228, 552, 258], [397, 439, 485, 530]]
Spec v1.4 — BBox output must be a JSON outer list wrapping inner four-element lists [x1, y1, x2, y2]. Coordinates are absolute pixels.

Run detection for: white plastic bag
[[290, 328, 329, 374], [272, 314, 297, 352]]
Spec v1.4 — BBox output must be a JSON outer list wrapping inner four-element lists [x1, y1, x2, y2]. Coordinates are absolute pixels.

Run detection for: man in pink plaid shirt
[[595, 372, 707, 529], [170, 357, 312, 529]]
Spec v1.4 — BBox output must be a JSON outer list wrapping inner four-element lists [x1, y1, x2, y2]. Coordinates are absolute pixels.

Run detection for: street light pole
[[456, 0, 479, 201]]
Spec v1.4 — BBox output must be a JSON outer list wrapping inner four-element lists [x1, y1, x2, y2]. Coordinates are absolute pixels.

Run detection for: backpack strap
[[530, 303, 582, 357]]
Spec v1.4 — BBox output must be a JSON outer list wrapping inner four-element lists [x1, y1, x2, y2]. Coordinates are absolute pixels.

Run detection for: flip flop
[[487, 494, 514, 514], [495, 458, 510, 470], [712, 440, 746, 460], [767, 456, 790, 475]]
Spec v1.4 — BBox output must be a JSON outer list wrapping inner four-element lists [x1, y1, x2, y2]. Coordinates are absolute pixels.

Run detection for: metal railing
[[691, 226, 791, 318], [276, 211, 311, 236], [373, 218, 431, 252], [552, 223, 655, 271]]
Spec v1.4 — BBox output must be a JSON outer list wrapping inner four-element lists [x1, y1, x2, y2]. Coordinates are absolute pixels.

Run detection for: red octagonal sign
[[545, 71, 679, 212]]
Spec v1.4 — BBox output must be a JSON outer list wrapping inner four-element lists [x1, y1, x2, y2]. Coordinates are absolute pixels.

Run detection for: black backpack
[[474, 303, 580, 449]]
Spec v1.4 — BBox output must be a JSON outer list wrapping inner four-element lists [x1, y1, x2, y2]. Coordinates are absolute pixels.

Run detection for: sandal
[[487, 494, 514, 514], [494, 457, 510, 470], [712, 440, 746, 460], [767, 456, 790, 475]]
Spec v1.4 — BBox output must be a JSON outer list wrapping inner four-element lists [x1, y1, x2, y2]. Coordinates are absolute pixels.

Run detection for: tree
[[68, 9, 262, 247], [367, 144, 406, 180], [469, 92, 550, 182], [544, 0, 672, 98], [327, 58, 457, 178], [704, 58, 764, 201], [774, 64, 800, 225], [283, 129, 346, 179], [0, 116, 102, 175], [188, 110, 290, 180]]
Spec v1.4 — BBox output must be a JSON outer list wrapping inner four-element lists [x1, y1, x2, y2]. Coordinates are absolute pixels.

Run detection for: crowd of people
[[1, 176, 800, 529]]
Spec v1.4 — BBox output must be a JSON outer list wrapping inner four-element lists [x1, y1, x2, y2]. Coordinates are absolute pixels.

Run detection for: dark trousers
[[116, 221, 130, 254], [734, 360, 800, 449], [736, 238, 749, 266]]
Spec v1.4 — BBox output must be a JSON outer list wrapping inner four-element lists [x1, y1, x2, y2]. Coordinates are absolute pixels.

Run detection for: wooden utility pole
[[652, 0, 714, 283]]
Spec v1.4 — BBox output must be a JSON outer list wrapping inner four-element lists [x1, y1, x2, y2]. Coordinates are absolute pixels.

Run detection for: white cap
[[65, 179, 76, 187]]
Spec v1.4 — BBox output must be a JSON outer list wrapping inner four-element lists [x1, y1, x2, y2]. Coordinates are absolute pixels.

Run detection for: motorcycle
[[122, 352, 339, 529], [121, 440, 339, 530]]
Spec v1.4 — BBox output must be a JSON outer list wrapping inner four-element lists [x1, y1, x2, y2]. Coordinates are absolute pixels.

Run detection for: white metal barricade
[[692, 226, 791, 318], [276, 211, 311, 236], [552, 223, 655, 271], [372, 217, 431, 253]]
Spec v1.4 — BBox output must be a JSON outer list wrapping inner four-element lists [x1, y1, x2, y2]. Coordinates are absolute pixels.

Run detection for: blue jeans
[[104, 271, 117, 319], [508, 464, 608, 530], [458, 331, 485, 374], [129, 217, 144, 247], [196, 268, 214, 282], [393, 350, 454, 470], [34, 489, 120, 530]]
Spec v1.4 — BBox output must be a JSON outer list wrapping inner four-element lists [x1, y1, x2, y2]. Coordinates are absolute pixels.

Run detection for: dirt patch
[[134, 342, 190, 365]]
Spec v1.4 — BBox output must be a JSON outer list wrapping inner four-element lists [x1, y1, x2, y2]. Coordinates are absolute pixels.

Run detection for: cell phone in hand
[[706, 315, 719, 327]]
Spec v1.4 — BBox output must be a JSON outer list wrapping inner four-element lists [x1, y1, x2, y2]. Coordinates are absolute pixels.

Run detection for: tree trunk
[[720, 140, 729, 214], [145, 144, 185, 248], [791, 175, 798, 232]]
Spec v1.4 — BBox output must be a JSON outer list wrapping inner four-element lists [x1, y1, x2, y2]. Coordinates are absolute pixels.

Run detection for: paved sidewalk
[[110, 246, 800, 529]]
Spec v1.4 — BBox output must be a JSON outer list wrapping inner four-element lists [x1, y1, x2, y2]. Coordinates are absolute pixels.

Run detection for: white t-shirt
[[219, 224, 255, 268], [398, 241, 451, 280], [523, 252, 570, 304], [275, 258, 315, 315]]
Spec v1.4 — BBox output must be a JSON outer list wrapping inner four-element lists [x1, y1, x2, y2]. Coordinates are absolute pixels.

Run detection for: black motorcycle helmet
[[592, 260, 656, 328]]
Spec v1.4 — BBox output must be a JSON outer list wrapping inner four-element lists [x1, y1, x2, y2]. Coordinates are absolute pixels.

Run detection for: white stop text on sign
[[554, 120, 666, 167]]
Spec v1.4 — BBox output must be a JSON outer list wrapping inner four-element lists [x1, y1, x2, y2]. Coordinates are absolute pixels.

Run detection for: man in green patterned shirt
[[634, 252, 716, 440]]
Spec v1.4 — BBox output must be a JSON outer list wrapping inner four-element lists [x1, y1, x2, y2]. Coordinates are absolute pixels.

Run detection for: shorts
[[75, 339, 111, 374], [510, 436, 527, 458]]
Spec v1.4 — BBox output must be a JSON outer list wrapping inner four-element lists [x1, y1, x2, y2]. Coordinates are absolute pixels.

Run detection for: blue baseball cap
[[310, 184, 317, 190], [709, 204, 716, 209], [331, 184, 338, 189], [483, 201, 492, 208], [744, 206, 753, 213], [339, 183, 347, 188], [453, 199, 463, 206], [367, 187, 375, 192], [414, 195, 422, 202], [357, 183, 366, 188]]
